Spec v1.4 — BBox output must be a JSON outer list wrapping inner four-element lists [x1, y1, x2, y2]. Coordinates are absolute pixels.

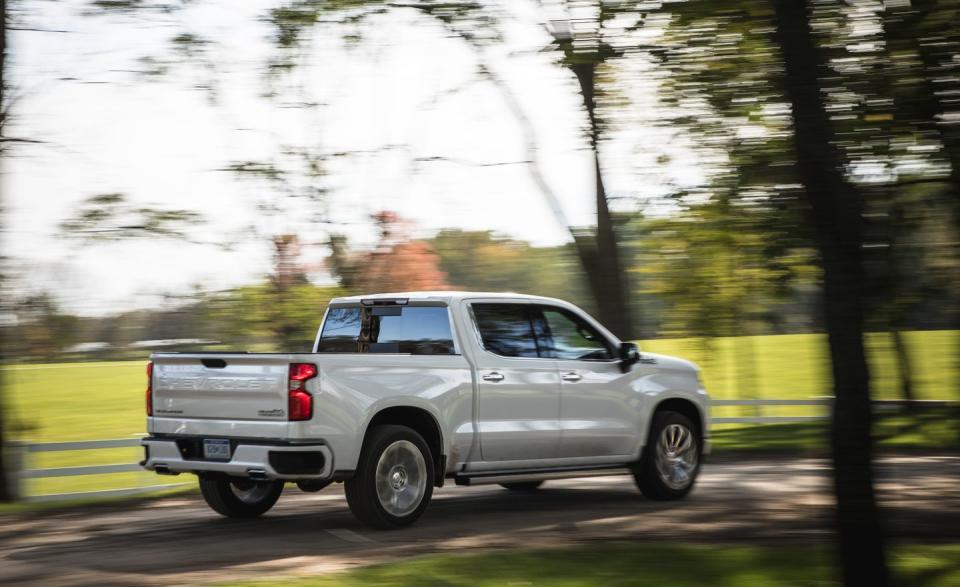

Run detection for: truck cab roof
[[328, 291, 571, 306]]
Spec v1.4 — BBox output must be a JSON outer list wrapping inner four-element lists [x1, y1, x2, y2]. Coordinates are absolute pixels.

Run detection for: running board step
[[454, 467, 631, 487]]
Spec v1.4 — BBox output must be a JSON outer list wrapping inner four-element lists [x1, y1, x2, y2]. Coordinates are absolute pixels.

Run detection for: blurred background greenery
[[1, 0, 958, 471], [2, 1, 959, 583]]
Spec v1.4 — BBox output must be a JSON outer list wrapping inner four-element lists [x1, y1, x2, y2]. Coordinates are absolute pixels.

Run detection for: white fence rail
[[10, 437, 190, 503], [9, 398, 957, 503]]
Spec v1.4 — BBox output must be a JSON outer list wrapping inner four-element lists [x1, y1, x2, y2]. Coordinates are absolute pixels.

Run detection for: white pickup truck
[[142, 292, 709, 529]]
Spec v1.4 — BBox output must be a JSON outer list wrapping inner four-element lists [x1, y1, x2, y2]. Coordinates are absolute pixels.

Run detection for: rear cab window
[[316, 303, 456, 355]]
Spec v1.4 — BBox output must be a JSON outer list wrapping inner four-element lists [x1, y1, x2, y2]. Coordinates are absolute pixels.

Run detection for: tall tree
[[0, 0, 12, 503], [540, 0, 648, 339], [771, 1, 888, 584], [267, 0, 645, 338]]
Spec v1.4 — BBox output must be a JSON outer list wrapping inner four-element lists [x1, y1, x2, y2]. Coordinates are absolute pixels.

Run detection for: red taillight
[[146, 361, 154, 416], [289, 363, 318, 383], [288, 363, 317, 421]]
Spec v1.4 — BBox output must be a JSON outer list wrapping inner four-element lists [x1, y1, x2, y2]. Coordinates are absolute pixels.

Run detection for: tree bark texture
[[771, 1, 889, 584]]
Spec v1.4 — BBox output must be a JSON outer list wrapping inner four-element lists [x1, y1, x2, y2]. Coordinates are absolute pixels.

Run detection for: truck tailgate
[[151, 354, 292, 421]]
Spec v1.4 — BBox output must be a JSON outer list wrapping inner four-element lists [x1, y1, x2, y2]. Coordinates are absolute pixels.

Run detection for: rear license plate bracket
[[202, 439, 231, 461]]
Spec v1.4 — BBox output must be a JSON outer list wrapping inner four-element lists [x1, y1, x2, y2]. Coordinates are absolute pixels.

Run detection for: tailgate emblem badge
[[157, 376, 275, 391], [258, 409, 285, 417]]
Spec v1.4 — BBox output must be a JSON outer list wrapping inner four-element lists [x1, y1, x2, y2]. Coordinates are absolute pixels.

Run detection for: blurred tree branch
[[59, 193, 204, 242]]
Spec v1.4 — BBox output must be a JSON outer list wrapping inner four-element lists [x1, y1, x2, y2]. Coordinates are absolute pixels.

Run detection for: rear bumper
[[141, 436, 333, 480]]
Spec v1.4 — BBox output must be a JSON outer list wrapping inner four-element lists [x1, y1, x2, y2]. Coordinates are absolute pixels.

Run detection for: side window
[[316, 307, 362, 352], [539, 307, 613, 361], [316, 305, 455, 355], [373, 306, 456, 355], [471, 303, 539, 358]]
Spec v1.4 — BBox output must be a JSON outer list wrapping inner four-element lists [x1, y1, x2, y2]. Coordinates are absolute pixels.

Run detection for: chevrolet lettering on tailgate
[[157, 376, 277, 392]]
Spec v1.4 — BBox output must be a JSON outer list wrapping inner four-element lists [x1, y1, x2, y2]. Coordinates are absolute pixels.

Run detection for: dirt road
[[2, 456, 958, 586]]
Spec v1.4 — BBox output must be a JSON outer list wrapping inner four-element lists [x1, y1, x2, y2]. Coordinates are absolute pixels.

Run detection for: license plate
[[203, 439, 231, 461]]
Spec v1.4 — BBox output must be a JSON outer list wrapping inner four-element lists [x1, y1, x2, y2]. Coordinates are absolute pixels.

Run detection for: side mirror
[[619, 342, 640, 373]]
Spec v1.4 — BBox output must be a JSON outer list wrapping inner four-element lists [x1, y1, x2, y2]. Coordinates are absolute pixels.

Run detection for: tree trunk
[[914, 40, 960, 401], [425, 15, 638, 340], [771, 1, 889, 585], [0, 0, 13, 503], [569, 61, 635, 340], [890, 330, 916, 404]]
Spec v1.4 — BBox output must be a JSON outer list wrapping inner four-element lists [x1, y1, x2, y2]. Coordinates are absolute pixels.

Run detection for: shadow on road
[[2, 457, 958, 585]]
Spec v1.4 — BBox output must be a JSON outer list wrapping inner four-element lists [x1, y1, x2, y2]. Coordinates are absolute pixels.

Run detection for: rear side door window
[[470, 303, 541, 358]]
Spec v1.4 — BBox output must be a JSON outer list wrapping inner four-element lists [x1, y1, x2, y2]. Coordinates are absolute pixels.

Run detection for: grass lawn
[[643, 330, 958, 402], [4, 360, 149, 442], [1, 330, 956, 498], [711, 412, 960, 454], [226, 543, 960, 587], [2, 361, 181, 497]]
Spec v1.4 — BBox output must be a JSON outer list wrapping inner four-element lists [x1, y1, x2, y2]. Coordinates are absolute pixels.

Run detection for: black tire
[[499, 481, 544, 491], [345, 425, 434, 529], [199, 476, 284, 518], [633, 411, 701, 500]]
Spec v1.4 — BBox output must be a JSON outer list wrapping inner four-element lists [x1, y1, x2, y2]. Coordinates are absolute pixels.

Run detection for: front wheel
[[199, 476, 284, 518], [345, 425, 434, 529], [633, 411, 701, 500]]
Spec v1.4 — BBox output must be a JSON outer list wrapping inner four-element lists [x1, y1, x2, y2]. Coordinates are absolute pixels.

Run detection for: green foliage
[[59, 193, 202, 242], [85, 0, 184, 15], [634, 206, 818, 339], [227, 543, 960, 587], [7, 294, 81, 359], [712, 412, 960, 454], [214, 283, 345, 351], [268, 0, 387, 49], [641, 0, 960, 349], [429, 229, 591, 310]]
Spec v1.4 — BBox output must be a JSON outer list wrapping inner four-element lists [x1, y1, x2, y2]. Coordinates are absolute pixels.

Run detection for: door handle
[[562, 372, 582, 382], [482, 372, 505, 382]]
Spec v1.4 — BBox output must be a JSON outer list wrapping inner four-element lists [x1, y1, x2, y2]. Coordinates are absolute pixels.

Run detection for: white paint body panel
[[144, 291, 709, 481]]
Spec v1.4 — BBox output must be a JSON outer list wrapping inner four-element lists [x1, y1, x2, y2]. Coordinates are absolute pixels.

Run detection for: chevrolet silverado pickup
[[142, 292, 709, 529]]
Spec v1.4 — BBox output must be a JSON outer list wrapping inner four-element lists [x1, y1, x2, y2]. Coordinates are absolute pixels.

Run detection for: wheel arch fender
[[358, 398, 447, 485], [636, 393, 707, 460]]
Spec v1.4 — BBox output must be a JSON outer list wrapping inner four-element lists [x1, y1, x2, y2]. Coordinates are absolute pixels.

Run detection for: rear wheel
[[199, 476, 284, 518], [345, 425, 434, 529], [633, 411, 701, 500], [499, 481, 544, 491]]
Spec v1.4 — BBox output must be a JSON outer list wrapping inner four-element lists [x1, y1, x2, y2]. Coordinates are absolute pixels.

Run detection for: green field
[[227, 543, 960, 587], [642, 330, 958, 401], [3, 361, 181, 497], [2, 330, 956, 499], [711, 415, 960, 453]]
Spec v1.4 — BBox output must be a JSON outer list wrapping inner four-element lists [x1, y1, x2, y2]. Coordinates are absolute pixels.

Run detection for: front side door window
[[538, 307, 614, 361]]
